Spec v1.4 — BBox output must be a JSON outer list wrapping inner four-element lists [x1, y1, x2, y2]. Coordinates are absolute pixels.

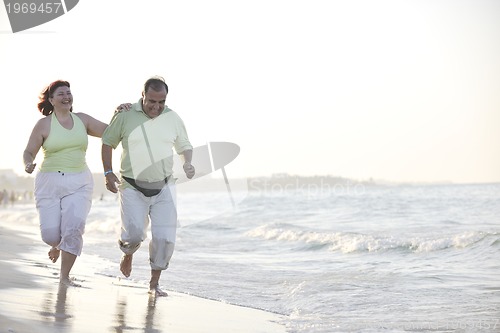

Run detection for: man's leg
[[120, 253, 133, 277], [119, 188, 150, 277], [148, 270, 168, 297], [148, 184, 177, 296]]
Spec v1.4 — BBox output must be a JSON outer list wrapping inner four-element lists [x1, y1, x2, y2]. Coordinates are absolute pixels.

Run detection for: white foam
[[245, 224, 492, 253]]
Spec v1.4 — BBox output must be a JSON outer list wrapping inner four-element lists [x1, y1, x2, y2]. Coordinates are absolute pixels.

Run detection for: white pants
[[119, 184, 177, 270], [34, 169, 93, 256]]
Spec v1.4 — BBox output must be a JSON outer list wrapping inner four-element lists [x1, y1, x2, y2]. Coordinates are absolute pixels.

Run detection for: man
[[102, 76, 195, 297]]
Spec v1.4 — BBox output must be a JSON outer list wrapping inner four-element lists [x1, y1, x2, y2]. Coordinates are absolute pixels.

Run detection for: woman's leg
[[58, 170, 93, 285], [59, 250, 79, 286], [48, 247, 60, 263], [35, 172, 62, 263]]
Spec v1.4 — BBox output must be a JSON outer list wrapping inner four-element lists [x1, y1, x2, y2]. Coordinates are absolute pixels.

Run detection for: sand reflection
[[40, 283, 72, 330], [112, 294, 160, 333]]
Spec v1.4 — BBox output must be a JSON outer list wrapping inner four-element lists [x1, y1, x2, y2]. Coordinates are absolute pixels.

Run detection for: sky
[[1, 0, 499, 184]]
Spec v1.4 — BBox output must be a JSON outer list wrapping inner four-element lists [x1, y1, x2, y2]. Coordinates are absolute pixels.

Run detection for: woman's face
[[50, 86, 73, 111]]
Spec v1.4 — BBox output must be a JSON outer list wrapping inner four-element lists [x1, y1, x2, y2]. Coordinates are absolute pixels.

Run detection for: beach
[[0, 225, 286, 333], [1, 182, 499, 332]]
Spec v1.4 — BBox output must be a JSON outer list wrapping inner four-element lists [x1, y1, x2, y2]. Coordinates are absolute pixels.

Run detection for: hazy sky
[[1, 0, 499, 183]]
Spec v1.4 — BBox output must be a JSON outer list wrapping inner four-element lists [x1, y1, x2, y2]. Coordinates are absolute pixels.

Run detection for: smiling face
[[49, 86, 73, 112], [142, 87, 167, 118]]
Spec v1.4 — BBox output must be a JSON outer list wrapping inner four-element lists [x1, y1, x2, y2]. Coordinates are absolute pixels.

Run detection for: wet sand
[[0, 226, 286, 333]]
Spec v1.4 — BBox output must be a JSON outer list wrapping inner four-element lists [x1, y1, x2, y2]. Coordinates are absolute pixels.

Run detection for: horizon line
[[1, 168, 499, 186]]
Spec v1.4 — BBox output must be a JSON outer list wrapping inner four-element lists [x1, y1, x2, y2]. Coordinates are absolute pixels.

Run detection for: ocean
[[2, 181, 499, 332]]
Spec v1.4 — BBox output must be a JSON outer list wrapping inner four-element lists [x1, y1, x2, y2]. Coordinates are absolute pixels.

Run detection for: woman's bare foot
[[148, 285, 168, 297], [48, 247, 60, 263], [120, 254, 133, 277], [60, 276, 81, 287]]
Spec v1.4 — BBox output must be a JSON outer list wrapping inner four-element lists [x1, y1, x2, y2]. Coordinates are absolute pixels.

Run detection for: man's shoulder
[[131, 100, 143, 112], [113, 104, 143, 121], [163, 106, 175, 114], [162, 107, 183, 120]]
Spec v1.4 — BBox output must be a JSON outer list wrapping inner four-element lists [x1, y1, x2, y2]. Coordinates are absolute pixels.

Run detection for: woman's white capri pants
[[34, 169, 93, 256]]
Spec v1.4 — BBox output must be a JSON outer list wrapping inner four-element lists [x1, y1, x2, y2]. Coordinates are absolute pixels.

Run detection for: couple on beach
[[23, 77, 195, 297]]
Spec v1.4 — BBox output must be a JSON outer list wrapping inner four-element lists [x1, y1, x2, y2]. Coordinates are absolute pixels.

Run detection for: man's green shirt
[[102, 99, 193, 189]]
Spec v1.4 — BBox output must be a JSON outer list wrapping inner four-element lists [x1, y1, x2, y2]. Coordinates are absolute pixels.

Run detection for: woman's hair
[[37, 80, 72, 116], [143, 76, 168, 95]]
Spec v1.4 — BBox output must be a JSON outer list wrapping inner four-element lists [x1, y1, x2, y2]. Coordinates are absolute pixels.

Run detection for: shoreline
[[0, 225, 287, 333]]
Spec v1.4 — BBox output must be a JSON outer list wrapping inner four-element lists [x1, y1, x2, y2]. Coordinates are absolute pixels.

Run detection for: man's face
[[142, 88, 167, 118]]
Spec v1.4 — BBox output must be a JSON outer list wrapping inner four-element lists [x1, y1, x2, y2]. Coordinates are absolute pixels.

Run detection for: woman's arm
[[76, 113, 108, 138], [23, 119, 48, 173]]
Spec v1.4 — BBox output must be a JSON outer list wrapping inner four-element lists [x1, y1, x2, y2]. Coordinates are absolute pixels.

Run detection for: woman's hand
[[25, 162, 36, 174], [115, 103, 132, 113]]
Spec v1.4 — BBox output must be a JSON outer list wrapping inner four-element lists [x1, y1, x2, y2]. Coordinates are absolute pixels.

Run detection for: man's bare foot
[[48, 247, 60, 263], [120, 254, 133, 277], [60, 277, 81, 287], [148, 285, 168, 297]]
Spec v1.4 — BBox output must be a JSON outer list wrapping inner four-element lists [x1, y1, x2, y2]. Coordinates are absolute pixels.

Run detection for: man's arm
[[102, 144, 120, 193], [181, 149, 195, 179]]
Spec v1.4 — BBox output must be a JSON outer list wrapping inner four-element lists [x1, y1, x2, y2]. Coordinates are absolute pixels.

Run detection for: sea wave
[[245, 224, 497, 253]]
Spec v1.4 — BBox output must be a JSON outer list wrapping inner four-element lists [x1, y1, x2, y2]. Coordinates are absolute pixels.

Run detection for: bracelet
[[104, 170, 113, 176]]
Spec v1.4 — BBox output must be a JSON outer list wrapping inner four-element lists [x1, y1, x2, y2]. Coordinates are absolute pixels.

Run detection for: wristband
[[104, 170, 113, 176]]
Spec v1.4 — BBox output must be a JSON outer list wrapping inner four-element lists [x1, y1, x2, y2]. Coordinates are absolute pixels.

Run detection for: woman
[[23, 80, 107, 286]]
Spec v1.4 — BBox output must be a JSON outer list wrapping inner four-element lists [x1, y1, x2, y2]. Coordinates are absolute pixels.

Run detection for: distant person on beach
[[23, 80, 108, 287], [102, 76, 195, 297], [0, 189, 6, 206], [9, 190, 17, 206]]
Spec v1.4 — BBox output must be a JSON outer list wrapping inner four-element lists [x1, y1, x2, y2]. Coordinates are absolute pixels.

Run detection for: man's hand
[[105, 172, 121, 193], [183, 162, 195, 179]]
